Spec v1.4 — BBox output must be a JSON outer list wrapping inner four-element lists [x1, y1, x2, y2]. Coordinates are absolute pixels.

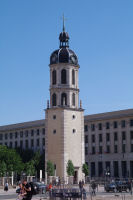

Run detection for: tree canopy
[[46, 160, 54, 176], [82, 163, 89, 177], [67, 160, 74, 176]]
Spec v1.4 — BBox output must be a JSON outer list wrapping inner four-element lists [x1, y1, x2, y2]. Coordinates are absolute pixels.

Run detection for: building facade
[[45, 25, 85, 182], [0, 26, 133, 180]]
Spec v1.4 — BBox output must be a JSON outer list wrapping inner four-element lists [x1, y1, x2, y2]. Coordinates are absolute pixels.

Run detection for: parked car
[[115, 181, 129, 192], [29, 182, 48, 194], [104, 183, 116, 192]]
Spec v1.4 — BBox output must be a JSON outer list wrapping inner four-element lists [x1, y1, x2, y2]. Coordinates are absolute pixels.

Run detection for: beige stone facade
[[84, 109, 133, 178]]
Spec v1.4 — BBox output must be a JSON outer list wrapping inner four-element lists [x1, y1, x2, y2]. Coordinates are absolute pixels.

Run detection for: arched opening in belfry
[[72, 69, 75, 85], [52, 70, 56, 85], [61, 93, 67, 106], [61, 69, 67, 84], [52, 93, 57, 106], [72, 93, 75, 106]]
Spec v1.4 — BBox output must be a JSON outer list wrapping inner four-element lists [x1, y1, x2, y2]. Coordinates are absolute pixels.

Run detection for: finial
[[47, 100, 49, 109], [63, 13, 65, 32], [80, 100, 82, 109]]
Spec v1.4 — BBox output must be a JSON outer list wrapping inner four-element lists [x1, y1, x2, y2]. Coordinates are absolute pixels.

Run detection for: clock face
[[52, 54, 57, 63]]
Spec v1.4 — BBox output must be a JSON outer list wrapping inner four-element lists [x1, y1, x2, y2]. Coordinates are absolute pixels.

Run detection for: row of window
[[1, 138, 45, 148], [85, 131, 133, 143], [84, 119, 133, 132], [52, 93, 75, 106], [0, 128, 45, 140], [85, 143, 133, 155], [52, 69, 75, 85]]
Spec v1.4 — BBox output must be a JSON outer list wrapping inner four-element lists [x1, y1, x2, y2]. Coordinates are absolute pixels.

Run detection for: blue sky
[[0, 0, 133, 125]]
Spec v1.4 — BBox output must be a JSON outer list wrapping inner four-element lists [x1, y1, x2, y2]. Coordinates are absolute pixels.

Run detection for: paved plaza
[[0, 185, 133, 200]]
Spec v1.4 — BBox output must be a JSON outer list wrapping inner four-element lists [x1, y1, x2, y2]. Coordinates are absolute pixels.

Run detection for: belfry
[[45, 21, 85, 183]]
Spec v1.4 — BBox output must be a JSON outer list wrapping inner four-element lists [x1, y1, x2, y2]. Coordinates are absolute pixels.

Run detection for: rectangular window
[[85, 135, 88, 143], [121, 120, 125, 128], [122, 131, 126, 141], [92, 147, 95, 154], [0, 134, 3, 140], [20, 140, 23, 148], [20, 131, 23, 138], [84, 125, 88, 132], [106, 145, 110, 153], [10, 132, 13, 139], [37, 139, 39, 146], [99, 146, 102, 154], [114, 132, 118, 141], [43, 138, 45, 146], [114, 145, 118, 153], [106, 122, 110, 129], [131, 144, 133, 152], [130, 131, 133, 140], [130, 119, 133, 127], [5, 134, 8, 140], [15, 141, 17, 148], [99, 134, 102, 142], [25, 130, 28, 137], [37, 129, 40, 136], [31, 139, 34, 147], [91, 135, 95, 143], [113, 121, 118, 129], [85, 147, 88, 155], [9, 142, 12, 148], [15, 132, 18, 138], [106, 133, 110, 142], [25, 140, 28, 149], [42, 128, 45, 135], [31, 130, 34, 136], [122, 144, 126, 153], [98, 123, 102, 130], [91, 124, 95, 131]]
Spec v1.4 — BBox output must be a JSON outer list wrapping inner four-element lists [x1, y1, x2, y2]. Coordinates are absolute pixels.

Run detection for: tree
[[47, 161, 54, 176], [0, 161, 7, 177], [24, 160, 35, 176], [0, 145, 23, 175], [82, 163, 89, 177], [67, 160, 74, 176]]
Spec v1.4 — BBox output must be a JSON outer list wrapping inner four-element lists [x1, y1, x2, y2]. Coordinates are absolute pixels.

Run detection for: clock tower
[[45, 23, 85, 183]]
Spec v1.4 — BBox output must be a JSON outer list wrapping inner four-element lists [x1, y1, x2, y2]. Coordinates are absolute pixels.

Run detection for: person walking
[[4, 182, 8, 192], [22, 180, 32, 200]]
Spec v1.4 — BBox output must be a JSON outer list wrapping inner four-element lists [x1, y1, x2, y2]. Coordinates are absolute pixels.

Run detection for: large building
[[0, 25, 133, 180]]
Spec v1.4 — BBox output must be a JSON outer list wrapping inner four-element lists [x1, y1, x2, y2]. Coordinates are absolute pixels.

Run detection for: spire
[[63, 14, 65, 32], [59, 14, 69, 48]]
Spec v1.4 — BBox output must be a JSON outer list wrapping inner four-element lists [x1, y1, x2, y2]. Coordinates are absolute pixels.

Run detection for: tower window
[[53, 130, 56, 134], [72, 69, 75, 85], [61, 69, 67, 84], [53, 115, 56, 119], [52, 93, 57, 106], [73, 129, 76, 133], [72, 93, 75, 106], [61, 93, 67, 106], [52, 70, 56, 85]]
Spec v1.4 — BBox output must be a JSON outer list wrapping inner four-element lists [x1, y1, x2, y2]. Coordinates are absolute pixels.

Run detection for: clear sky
[[0, 0, 133, 125]]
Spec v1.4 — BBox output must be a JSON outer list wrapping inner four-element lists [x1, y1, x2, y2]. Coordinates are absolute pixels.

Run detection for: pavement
[[0, 186, 133, 200]]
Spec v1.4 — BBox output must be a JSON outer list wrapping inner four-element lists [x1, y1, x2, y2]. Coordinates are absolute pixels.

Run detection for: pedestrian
[[91, 181, 96, 196], [16, 183, 26, 200], [48, 182, 52, 197], [4, 182, 8, 192], [22, 180, 32, 200]]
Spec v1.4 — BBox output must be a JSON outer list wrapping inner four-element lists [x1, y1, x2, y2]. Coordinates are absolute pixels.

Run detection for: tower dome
[[50, 23, 78, 65]]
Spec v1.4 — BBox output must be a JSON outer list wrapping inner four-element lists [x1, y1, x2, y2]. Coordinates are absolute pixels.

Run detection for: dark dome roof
[[50, 48, 78, 65], [59, 32, 69, 42]]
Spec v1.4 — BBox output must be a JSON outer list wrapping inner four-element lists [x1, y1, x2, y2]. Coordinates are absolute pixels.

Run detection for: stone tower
[[45, 23, 85, 183]]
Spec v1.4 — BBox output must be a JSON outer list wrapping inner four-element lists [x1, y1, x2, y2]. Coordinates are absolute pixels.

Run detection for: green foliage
[[24, 160, 35, 176], [0, 145, 24, 176], [0, 161, 7, 177], [16, 148, 34, 163], [47, 161, 54, 176], [67, 160, 74, 176], [82, 163, 89, 177]]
